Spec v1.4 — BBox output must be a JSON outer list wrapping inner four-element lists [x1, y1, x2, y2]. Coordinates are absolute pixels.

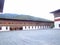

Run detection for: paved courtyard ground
[[0, 29, 60, 45]]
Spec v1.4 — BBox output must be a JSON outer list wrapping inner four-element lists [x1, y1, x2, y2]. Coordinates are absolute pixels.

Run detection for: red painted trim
[[55, 18, 60, 21]]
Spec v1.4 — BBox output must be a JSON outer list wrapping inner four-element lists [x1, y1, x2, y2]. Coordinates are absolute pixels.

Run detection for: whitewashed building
[[51, 9, 60, 29]]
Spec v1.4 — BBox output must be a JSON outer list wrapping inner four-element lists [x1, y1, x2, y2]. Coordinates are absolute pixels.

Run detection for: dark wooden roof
[[51, 9, 60, 13], [0, 0, 4, 12], [0, 13, 53, 22]]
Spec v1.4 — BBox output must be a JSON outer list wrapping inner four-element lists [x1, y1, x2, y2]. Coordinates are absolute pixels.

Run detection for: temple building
[[0, 0, 54, 31], [0, 14, 53, 31], [51, 9, 60, 29]]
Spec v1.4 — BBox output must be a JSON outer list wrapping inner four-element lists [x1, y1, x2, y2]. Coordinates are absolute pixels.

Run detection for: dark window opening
[[10, 28, 13, 31], [19, 27, 23, 30], [0, 27, 1, 30], [59, 24, 60, 27], [10, 27, 23, 31], [25, 26, 26, 29], [6, 27, 8, 30]]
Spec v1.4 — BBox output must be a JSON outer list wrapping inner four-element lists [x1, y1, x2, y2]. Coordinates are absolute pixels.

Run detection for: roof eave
[[50, 9, 60, 14]]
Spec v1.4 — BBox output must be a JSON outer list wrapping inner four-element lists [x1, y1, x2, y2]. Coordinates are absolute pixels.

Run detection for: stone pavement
[[0, 29, 60, 45]]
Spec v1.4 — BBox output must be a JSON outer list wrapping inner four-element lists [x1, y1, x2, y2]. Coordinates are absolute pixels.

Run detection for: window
[[0, 27, 1, 30], [59, 24, 60, 27], [6, 27, 8, 30], [19, 27, 23, 30]]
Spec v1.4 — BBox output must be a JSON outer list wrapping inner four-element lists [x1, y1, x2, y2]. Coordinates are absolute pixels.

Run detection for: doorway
[[19, 27, 23, 30]]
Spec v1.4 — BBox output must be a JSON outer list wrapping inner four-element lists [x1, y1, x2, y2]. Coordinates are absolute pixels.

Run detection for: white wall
[[0, 26, 10, 31], [23, 26, 50, 30], [54, 21, 60, 29]]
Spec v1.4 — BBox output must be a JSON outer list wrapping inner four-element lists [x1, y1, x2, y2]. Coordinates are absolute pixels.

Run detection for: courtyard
[[0, 29, 60, 45]]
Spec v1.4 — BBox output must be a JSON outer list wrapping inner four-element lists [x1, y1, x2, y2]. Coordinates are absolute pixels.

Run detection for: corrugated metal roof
[[0, 13, 52, 22]]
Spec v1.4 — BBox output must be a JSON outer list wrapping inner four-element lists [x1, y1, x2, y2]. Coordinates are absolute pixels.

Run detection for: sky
[[3, 0, 60, 21]]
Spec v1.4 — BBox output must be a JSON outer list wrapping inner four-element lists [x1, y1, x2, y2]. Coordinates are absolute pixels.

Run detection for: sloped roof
[[51, 9, 60, 13], [0, 13, 52, 22]]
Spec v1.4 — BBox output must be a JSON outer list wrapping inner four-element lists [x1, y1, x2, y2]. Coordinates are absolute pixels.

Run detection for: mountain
[[0, 13, 52, 22]]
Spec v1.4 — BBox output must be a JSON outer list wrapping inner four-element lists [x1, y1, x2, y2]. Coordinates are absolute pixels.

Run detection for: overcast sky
[[3, 0, 60, 21]]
